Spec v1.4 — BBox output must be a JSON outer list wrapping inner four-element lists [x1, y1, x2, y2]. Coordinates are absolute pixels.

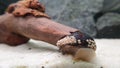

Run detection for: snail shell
[[56, 36, 76, 47], [56, 36, 96, 50], [56, 31, 96, 61]]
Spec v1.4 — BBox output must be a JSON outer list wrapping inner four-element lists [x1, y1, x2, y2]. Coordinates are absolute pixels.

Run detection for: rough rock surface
[[40, 0, 103, 37], [94, 0, 120, 38], [96, 13, 120, 38], [40, 0, 120, 38]]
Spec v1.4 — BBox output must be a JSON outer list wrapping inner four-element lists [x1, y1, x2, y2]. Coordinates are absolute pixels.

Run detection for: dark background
[[0, 0, 120, 38]]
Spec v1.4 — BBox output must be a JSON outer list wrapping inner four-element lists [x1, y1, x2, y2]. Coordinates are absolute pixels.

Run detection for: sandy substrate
[[0, 39, 119, 68]]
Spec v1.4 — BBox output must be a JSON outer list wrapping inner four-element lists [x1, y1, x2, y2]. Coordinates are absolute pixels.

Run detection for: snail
[[57, 31, 96, 61]]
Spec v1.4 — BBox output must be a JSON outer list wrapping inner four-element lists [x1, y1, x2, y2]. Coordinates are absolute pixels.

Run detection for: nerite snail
[[57, 31, 96, 61]]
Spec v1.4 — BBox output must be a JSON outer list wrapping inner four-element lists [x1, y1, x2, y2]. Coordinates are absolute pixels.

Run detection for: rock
[[96, 13, 120, 38], [96, 25, 120, 38], [94, 0, 120, 38], [102, 0, 120, 13], [40, 0, 103, 37], [94, 0, 120, 23]]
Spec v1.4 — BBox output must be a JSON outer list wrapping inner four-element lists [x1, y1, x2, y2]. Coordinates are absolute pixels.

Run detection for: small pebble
[[41, 66, 45, 68], [28, 48, 32, 50]]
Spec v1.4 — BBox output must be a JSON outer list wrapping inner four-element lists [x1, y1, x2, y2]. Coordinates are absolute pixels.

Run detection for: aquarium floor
[[0, 39, 119, 68]]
